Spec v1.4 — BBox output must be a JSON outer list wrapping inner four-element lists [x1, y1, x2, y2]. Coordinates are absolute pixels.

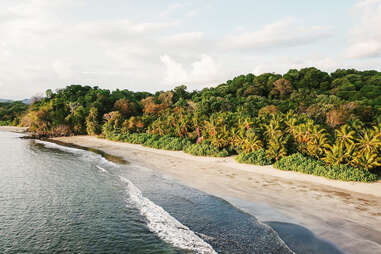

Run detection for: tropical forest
[[2, 67, 381, 182]]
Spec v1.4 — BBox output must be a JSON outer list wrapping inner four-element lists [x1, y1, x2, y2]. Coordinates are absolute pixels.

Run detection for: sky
[[1, 0, 381, 99]]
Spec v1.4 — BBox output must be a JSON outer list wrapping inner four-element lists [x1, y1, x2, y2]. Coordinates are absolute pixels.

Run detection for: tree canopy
[[2, 67, 380, 180]]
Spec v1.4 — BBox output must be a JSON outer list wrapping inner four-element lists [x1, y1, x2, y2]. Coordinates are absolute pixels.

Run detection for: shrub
[[105, 131, 229, 156], [235, 149, 272, 165], [183, 143, 229, 157], [142, 135, 191, 151], [0, 120, 11, 126], [105, 132, 192, 151], [51, 124, 73, 136], [274, 153, 377, 182], [125, 133, 153, 144]]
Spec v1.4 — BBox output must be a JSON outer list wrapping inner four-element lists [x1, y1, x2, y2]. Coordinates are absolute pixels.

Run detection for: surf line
[[35, 140, 120, 168], [119, 176, 217, 254], [96, 165, 108, 173]]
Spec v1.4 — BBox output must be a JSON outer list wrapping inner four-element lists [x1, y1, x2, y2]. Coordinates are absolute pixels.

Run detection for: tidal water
[[0, 131, 342, 254]]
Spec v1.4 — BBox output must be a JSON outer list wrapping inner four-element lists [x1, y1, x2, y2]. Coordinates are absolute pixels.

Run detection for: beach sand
[[48, 135, 381, 254], [0, 126, 28, 133]]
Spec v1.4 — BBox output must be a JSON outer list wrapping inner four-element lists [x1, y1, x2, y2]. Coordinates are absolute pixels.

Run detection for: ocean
[[0, 131, 342, 253]]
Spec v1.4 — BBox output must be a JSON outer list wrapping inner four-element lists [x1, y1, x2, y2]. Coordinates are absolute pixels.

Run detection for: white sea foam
[[35, 140, 119, 167], [96, 165, 108, 173], [119, 176, 217, 254], [35, 140, 82, 154]]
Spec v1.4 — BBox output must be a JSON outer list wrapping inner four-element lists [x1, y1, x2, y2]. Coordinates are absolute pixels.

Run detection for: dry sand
[[48, 136, 381, 254], [0, 126, 28, 133]]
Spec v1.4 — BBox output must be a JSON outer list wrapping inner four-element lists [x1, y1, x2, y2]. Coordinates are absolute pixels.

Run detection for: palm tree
[[264, 119, 282, 139], [356, 128, 381, 154], [323, 143, 348, 165], [307, 126, 330, 159], [266, 135, 288, 161], [285, 117, 298, 136], [335, 124, 355, 148], [347, 118, 364, 133], [293, 121, 314, 155], [351, 151, 381, 170]]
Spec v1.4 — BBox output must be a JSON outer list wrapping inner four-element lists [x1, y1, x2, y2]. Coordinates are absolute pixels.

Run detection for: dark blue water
[[0, 131, 343, 253]]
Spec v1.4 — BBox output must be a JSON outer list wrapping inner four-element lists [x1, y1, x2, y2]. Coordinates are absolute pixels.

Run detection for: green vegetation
[[1, 67, 380, 181], [274, 153, 377, 182], [235, 150, 273, 166], [183, 143, 229, 157], [104, 131, 227, 156], [0, 101, 28, 126]]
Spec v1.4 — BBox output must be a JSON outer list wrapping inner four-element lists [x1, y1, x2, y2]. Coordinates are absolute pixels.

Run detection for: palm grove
[[2, 67, 380, 182]]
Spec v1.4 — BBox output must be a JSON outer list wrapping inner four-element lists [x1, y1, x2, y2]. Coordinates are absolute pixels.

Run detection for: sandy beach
[[0, 126, 28, 133], [46, 135, 381, 254]]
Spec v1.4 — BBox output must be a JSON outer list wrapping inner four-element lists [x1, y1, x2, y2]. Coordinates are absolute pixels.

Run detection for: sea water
[[0, 131, 327, 253]]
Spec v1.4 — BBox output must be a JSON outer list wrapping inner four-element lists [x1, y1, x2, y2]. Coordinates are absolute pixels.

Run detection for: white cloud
[[160, 32, 203, 47], [131, 21, 177, 33], [355, 0, 381, 7], [160, 54, 189, 85], [160, 54, 220, 89], [253, 56, 339, 75], [347, 41, 381, 58], [185, 9, 199, 17], [52, 61, 74, 80], [0, 1, 182, 99], [221, 17, 332, 50], [346, 0, 381, 58], [0, 0, 379, 100], [190, 54, 218, 82], [76, 20, 176, 43], [160, 3, 184, 17]]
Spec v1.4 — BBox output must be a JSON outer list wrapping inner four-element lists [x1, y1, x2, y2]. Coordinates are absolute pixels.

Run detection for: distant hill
[[0, 98, 31, 104], [21, 99, 31, 104]]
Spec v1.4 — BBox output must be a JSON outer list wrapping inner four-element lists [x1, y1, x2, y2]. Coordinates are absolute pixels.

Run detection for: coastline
[[50, 135, 381, 254], [0, 126, 28, 133], [1, 126, 375, 253]]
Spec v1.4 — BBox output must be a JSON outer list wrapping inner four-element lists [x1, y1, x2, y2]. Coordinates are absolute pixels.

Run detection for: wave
[[96, 165, 108, 173], [119, 176, 217, 254], [35, 139, 82, 153], [35, 140, 118, 167]]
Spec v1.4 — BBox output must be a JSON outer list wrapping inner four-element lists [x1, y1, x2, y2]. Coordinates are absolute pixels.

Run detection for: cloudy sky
[[1, 0, 381, 99]]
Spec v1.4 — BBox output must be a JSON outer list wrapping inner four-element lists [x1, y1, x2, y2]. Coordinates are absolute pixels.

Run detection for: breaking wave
[[35, 140, 118, 167], [119, 176, 217, 254], [96, 165, 108, 173]]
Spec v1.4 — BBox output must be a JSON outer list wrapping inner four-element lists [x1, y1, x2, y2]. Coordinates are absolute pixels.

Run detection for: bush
[[105, 131, 229, 156], [105, 132, 192, 151], [0, 120, 11, 126], [274, 153, 377, 182], [51, 124, 73, 136], [142, 135, 192, 151], [235, 149, 272, 165], [183, 143, 229, 157]]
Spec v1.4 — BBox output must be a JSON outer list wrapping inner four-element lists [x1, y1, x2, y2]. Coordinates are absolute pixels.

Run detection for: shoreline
[[0, 126, 28, 133], [50, 135, 381, 254], [2, 127, 378, 253], [60, 135, 381, 198]]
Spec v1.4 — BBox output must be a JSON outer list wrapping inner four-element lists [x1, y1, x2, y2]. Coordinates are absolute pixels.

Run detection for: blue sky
[[0, 0, 380, 99]]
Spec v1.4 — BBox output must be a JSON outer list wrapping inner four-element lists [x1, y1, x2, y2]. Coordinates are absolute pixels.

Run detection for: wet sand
[[48, 136, 381, 254]]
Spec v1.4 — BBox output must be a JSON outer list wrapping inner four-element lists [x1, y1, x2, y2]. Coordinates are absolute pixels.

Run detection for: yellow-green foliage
[[183, 143, 229, 157], [274, 153, 377, 182], [8, 69, 380, 176], [235, 149, 272, 165]]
